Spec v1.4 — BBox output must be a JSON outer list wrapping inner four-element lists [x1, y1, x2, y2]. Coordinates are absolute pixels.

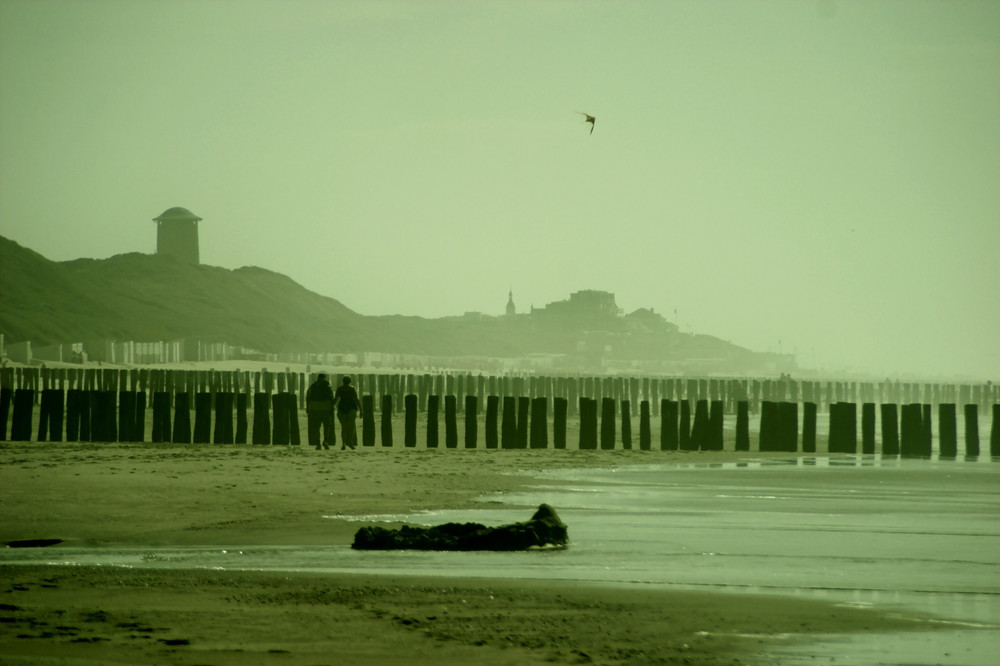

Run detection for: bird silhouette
[[577, 112, 596, 134]]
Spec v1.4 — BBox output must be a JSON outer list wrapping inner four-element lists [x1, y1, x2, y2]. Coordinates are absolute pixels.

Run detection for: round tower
[[153, 206, 202, 265]]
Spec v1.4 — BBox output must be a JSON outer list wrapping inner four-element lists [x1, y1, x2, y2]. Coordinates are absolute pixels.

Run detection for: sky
[[1, 0, 998, 380]]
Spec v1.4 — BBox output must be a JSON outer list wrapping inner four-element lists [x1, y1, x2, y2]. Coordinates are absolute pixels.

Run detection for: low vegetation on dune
[[1, 235, 771, 370]]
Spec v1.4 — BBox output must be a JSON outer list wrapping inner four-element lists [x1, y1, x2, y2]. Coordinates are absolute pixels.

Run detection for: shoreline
[[0, 443, 957, 665], [0, 442, 806, 548]]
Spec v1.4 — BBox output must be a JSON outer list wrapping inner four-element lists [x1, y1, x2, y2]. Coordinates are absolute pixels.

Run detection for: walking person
[[306, 373, 335, 449], [333, 375, 363, 449]]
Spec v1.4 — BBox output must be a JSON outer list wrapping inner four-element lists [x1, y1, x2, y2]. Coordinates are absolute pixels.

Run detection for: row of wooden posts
[[2, 386, 998, 457], [1, 366, 997, 415]]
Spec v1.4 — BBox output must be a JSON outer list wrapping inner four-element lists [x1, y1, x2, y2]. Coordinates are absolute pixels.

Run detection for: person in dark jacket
[[333, 375, 363, 450], [306, 373, 335, 449]]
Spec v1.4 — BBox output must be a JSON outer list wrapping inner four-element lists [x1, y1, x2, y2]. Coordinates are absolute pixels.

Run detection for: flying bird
[[578, 112, 596, 134]]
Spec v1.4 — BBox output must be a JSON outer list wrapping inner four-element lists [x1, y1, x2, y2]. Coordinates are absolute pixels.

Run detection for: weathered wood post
[[842, 401, 857, 454], [40, 388, 65, 442], [880, 403, 899, 455], [938, 403, 957, 458], [620, 400, 632, 450], [679, 399, 693, 450], [899, 403, 922, 457], [771, 400, 792, 451], [802, 401, 817, 453], [516, 396, 530, 449], [661, 399, 679, 451], [553, 397, 568, 449], [172, 392, 192, 444], [690, 399, 710, 451], [0, 387, 11, 441], [781, 402, 799, 452], [828, 402, 857, 454], [193, 392, 212, 444], [709, 400, 725, 451], [213, 392, 234, 444], [11, 389, 35, 441], [36, 388, 50, 441], [990, 403, 1000, 457], [426, 395, 440, 448], [920, 404, 932, 457], [485, 395, 500, 449], [404, 394, 418, 447], [117, 391, 135, 443], [106, 390, 120, 442], [444, 395, 458, 448], [152, 391, 171, 443], [252, 393, 271, 445], [361, 395, 376, 447], [500, 396, 517, 449], [270, 393, 289, 446], [78, 390, 93, 442], [88, 389, 105, 442], [964, 404, 979, 456], [600, 397, 616, 450], [579, 397, 598, 450], [133, 390, 146, 443], [735, 400, 750, 451], [530, 397, 548, 449], [758, 401, 777, 452], [861, 403, 876, 455], [639, 400, 651, 450], [464, 395, 478, 449], [94, 390, 118, 443], [235, 392, 248, 444], [380, 395, 394, 447], [419, 375, 431, 413], [285, 391, 301, 446], [65, 389, 82, 442], [395, 375, 405, 415]]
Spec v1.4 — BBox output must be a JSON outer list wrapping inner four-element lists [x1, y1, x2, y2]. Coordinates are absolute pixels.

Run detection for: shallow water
[[3, 455, 998, 665]]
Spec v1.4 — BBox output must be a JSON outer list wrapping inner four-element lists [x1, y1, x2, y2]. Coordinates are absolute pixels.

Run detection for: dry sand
[[1, 439, 934, 665]]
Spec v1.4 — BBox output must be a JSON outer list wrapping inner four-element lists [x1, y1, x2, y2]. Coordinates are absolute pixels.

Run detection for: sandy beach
[[1, 440, 941, 665]]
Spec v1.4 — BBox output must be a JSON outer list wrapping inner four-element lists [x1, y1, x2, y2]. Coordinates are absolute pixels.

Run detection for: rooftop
[[153, 207, 202, 222]]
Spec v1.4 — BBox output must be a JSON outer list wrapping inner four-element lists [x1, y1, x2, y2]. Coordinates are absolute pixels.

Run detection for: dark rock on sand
[[352, 504, 568, 551], [5, 539, 63, 548]]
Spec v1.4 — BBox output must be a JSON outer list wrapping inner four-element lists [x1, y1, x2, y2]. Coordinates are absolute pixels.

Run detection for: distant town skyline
[[1, 1, 997, 379]]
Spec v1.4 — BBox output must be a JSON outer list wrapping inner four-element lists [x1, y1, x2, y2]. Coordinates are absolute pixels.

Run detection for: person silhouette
[[306, 373, 335, 449], [333, 375, 363, 450]]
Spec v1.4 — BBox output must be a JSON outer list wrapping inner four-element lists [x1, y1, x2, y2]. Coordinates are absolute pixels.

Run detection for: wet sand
[[0, 441, 942, 665]]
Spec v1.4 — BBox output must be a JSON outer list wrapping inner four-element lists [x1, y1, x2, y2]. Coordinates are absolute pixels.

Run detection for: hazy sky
[[1, 0, 998, 379]]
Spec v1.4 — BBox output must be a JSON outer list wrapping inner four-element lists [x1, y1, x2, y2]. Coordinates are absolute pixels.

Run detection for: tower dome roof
[[153, 207, 202, 222]]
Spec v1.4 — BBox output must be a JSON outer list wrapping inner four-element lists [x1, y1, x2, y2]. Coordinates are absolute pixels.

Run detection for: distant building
[[153, 206, 202, 264], [506, 289, 516, 316], [532, 290, 623, 318]]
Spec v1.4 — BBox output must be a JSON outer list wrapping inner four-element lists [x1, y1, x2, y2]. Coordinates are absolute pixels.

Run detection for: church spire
[[506, 288, 516, 316]]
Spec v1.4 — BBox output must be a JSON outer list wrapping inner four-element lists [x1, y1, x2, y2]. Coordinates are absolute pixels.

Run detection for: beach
[[0, 437, 954, 665]]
